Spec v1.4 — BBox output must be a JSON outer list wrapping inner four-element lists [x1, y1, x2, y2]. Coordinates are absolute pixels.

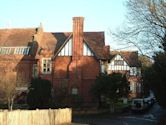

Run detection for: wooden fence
[[0, 108, 72, 125]]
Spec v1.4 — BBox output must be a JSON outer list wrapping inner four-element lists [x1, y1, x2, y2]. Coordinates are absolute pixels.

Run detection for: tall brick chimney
[[72, 17, 84, 60], [68, 17, 84, 94]]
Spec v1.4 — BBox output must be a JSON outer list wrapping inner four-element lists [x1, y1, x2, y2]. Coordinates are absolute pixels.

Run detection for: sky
[[0, 0, 133, 50]]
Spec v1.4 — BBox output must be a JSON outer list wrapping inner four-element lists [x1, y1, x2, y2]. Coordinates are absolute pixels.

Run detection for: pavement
[[72, 103, 166, 125], [64, 123, 88, 125]]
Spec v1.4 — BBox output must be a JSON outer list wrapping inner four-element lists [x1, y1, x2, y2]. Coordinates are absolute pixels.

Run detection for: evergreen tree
[[27, 78, 52, 109]]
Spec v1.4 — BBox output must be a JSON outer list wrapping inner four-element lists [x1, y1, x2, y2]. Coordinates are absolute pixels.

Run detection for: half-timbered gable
[[108, 51, 142, 97], [57, 38, 72, 56], [83, 42, 94, 56], [108, 54, 130, 72]]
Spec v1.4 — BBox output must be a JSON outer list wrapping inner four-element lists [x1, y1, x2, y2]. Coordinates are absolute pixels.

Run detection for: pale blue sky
[[0, 0, 132, 50]]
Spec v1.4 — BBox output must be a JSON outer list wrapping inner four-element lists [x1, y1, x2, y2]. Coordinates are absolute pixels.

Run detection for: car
[[131, 98, 148, 112], [144, 97, 152, 106]]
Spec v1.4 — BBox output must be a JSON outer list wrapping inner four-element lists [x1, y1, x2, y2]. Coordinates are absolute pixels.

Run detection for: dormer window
[[14, 47, 30, 55], [42, 58, 52, 74], [0, 47, 30, 55]]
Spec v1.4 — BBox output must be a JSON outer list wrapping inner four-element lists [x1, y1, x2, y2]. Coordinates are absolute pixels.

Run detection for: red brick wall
[[81, 57, 100, 79], [0, 55, 35, 86], [81, 79, 96, 103], [128, 76, 142, 98], [51, 17, 101, 103], [52, 57, 71, 88], [53, 57, 71, 79], [52, 55, 100, 103], [81, 57, 100, 102], [16, 60, 34, 86]]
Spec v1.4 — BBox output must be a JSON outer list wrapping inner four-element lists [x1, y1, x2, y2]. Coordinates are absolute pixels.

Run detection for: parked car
[[144, 97, 152, 106], [131, 98, 148, 112], [131, 96, 155, 112], [144, 96, 155, 107]]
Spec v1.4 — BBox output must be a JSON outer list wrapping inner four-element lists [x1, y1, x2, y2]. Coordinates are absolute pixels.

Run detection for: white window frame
[[41, 58, 52, 74], [71, 88, 78, 95], [0, 46, 30, 55]]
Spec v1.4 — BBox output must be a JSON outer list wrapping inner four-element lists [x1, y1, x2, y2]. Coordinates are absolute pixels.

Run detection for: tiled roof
[[40, 32, 71, 52], [83, 32, 109, 59], [0, 28, 36, 46], [0, 28, 108, 59], [37, 32, 72, 56], [110, 51, 141, 67]]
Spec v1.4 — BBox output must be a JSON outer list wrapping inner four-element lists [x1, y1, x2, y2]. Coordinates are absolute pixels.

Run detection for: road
[[72, 103, 166, 125]]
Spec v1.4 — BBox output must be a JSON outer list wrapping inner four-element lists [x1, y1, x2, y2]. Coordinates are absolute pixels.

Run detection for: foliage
[[143, 46, 166, 108], [91, 73, 129, 108], [69, 94, 84, 108], [27, 78, 52, 109], [112, 0, 166, 55], [152, 52, 166, 108], [142, 66, 155, 96], [142, 31, 166, 108], [139, 55, 153, 96], [112, 0, 166, 109], [139, 55, 153, 70]]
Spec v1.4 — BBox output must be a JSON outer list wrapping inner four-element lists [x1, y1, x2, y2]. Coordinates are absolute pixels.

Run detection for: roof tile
[[0, 28, 36, 46]]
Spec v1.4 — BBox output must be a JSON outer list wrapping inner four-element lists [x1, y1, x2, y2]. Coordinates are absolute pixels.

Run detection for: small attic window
[[0, 47, 30, 55]]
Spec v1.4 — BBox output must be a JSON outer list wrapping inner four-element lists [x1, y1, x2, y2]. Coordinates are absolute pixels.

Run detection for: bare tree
[[0, 69, 17, 110], [111, 0, 166, 55]]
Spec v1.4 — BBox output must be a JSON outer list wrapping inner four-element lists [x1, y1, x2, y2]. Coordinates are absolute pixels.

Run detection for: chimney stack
[[72, 17, 84, 60]]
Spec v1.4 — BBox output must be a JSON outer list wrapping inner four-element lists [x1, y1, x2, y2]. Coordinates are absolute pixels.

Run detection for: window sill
[[41, 72, 52, 75]]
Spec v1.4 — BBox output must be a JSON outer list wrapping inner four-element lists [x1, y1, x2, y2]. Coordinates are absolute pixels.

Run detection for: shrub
[[27, 78, 52, 109]]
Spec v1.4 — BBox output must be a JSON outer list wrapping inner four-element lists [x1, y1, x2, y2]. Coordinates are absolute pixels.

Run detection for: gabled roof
[[41, 31, 108, 59], [0, 28, 36, 46], [110, 51, 141, 67], [50, 32, 109, 59]]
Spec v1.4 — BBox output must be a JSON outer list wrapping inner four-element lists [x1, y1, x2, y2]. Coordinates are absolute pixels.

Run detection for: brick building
[[0, 17, 110, 104], [0, 17, 142, 105]]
